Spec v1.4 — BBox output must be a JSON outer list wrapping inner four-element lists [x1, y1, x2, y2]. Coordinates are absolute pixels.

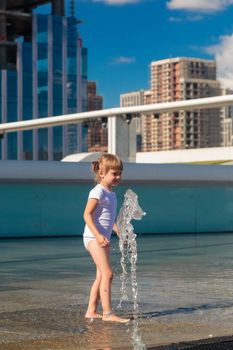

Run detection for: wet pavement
[[1, 235, 233, 349]]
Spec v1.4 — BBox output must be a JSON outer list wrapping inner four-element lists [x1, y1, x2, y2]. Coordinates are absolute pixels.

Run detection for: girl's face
[[100, 168, 122, 188]]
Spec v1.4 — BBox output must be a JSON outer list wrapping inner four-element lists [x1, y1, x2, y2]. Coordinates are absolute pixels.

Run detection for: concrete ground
[[149, 335, 233, 349]]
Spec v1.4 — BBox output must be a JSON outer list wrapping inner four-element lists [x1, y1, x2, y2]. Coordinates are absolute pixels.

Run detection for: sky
[[45, 0, 233, 107]]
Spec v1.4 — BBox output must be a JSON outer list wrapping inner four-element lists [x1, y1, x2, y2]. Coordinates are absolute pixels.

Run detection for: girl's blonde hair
[[92, 153, 123, 183]]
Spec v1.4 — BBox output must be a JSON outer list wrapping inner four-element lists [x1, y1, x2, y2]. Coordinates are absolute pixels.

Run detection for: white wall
[[136, 147, 233, 163]]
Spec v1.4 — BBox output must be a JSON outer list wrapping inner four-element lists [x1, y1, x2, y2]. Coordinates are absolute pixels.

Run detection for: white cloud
[[206, 34, 233, 88], [167, 0, 233, 12], [169, 14, 203, 21], [168, 16, 183, 22], [93, 0, 139, 5], [110, 56, 136, 64], [187, 14, 204, 20]]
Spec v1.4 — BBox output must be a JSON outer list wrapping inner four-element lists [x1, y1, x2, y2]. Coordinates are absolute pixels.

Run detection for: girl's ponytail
[[92, 160, 101, 183], [92, 160, 99, 174]]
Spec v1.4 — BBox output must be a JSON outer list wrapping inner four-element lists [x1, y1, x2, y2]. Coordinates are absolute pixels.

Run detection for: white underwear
[[83, 236, 96, 250]]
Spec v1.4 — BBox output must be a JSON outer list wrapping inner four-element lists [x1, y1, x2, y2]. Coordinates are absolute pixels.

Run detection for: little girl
[[83, 153, 130, 323]]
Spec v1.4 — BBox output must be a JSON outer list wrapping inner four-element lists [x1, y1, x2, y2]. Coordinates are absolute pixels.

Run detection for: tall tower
[[0, 0, 88, 161], [70, 0, 75, 17]]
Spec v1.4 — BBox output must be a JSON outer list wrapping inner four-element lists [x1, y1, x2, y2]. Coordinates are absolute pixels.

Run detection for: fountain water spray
[[117, 189, 146, 350]]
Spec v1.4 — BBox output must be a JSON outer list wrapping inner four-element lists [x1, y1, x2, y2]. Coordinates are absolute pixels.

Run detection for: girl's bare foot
[[85, 312, 102, 319], [102, 311, 130, 323]]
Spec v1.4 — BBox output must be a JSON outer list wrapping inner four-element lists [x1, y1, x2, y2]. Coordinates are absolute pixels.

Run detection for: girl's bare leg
[[87, 240, 130, 323], [85, 267, 102, 318]]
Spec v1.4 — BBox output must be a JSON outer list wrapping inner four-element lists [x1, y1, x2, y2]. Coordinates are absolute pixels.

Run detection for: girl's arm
[[83, 198, 110, 247]]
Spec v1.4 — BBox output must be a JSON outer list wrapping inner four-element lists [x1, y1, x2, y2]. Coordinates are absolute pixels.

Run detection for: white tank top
[[83, 184, 117, 240]]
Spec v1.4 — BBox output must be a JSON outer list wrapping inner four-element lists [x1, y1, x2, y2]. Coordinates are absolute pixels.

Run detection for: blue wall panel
[[1, 182, 233, 238]]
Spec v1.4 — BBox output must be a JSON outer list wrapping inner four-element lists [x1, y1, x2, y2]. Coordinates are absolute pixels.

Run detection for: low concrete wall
[[1, 160, 233, 183]]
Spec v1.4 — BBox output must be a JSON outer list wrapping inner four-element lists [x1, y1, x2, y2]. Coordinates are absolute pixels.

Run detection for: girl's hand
[[113, 223, 120, 238], [96, 234, 110, 248]]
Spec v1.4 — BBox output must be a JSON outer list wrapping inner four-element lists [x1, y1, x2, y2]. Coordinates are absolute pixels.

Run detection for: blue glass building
[[0, 1, 87, 160]]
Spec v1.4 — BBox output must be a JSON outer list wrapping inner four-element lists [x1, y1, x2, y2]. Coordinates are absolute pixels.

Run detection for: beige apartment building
[[120, 90, 145, 150], [120, 89, 153, 130], [142, 57, 222, 151], [120, 90, 145, 107]]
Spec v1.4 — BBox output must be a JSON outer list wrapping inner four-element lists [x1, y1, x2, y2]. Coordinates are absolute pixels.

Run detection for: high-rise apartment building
[[0, 0, 87, 160], [142, 57, 222, 151], [86, 81, 106, 152]]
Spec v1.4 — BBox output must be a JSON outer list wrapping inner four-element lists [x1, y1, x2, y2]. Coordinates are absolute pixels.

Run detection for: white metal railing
[[0, 94, 233, 134]]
